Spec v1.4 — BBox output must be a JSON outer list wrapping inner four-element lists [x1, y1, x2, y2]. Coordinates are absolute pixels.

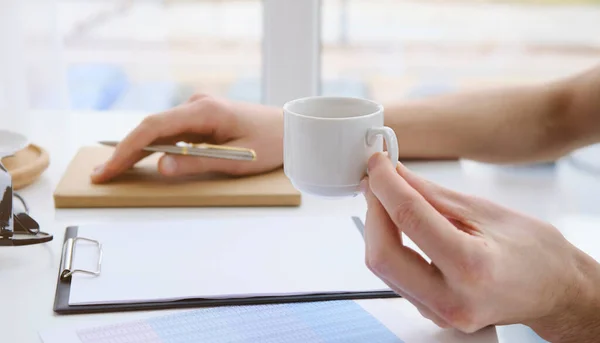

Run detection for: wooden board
[[2, 144, 50, 190], [53, 146, 301, 208]]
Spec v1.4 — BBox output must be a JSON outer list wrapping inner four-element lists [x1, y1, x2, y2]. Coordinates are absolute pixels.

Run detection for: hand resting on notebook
[[91, 94, 284, 183], [360, 152, 600, 343]]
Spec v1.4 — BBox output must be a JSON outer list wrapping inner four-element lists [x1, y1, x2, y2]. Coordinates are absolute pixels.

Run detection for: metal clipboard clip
[[59, 236, 103, 280]]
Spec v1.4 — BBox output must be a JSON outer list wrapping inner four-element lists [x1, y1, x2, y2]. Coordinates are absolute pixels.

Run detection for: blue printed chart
[[40, 301, 404, 343]]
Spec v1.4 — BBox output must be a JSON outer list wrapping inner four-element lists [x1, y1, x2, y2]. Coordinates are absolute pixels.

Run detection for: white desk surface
[[2, 110, 600, 343]]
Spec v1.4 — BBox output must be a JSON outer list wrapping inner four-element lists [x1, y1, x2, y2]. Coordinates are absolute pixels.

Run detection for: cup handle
[[366, 127, 398, 167]]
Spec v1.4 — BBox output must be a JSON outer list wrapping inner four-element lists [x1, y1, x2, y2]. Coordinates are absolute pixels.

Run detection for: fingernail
[[359, 178, 368, 194], [161, 155, 177, 175], [92, 163, 105, 175]]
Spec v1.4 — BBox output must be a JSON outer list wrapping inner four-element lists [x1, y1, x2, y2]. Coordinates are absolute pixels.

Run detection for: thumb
[[158, 153, 243, 177]]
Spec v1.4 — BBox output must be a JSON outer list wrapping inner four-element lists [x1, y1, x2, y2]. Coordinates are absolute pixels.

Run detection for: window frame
[[262, 0, 321, 107]]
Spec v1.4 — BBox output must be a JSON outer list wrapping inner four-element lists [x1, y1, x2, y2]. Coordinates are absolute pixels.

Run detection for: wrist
[[528, 248, 600, 342]]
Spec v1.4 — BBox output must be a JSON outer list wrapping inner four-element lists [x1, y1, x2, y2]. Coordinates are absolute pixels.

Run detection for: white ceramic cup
[[283, 96, 398, 197]]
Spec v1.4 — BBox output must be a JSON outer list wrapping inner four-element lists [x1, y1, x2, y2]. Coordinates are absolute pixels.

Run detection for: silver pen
[[98, 141, 256, 161]]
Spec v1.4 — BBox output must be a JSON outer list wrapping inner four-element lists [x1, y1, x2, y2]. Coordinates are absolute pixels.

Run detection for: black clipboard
[[53, 217, 399, 315]]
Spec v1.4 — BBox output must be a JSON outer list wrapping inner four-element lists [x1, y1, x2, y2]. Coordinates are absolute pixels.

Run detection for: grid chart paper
[[74, 301, 403, 343]]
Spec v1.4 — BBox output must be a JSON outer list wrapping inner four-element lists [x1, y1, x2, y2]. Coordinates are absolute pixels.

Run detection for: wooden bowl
[[1, 144, 50, 190]]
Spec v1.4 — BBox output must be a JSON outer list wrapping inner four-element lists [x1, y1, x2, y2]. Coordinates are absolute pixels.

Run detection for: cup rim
[[283, 96, 383, 121]]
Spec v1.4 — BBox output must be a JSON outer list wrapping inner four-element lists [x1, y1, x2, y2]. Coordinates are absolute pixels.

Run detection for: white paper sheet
[[68, 216, 389, 305]]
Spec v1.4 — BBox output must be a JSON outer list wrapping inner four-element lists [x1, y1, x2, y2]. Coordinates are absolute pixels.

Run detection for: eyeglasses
[[0, 163, 53, 246]]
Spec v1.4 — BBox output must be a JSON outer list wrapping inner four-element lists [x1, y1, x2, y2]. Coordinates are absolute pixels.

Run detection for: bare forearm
[[528, 248, 600, 343], [562, 64, 600, 147], [385, 65, 600, 164]]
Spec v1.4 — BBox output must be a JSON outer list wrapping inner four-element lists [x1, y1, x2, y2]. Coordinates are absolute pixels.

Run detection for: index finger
[[91, 102, 213, 183], [367, 153, 469, 270], [362, 177, 446, 305]]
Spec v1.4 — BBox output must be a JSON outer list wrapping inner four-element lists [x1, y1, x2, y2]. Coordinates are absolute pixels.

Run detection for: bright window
[[321, 0, 600, 103], [3, 0, 600, 112], [57, 0, 263, 112]]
